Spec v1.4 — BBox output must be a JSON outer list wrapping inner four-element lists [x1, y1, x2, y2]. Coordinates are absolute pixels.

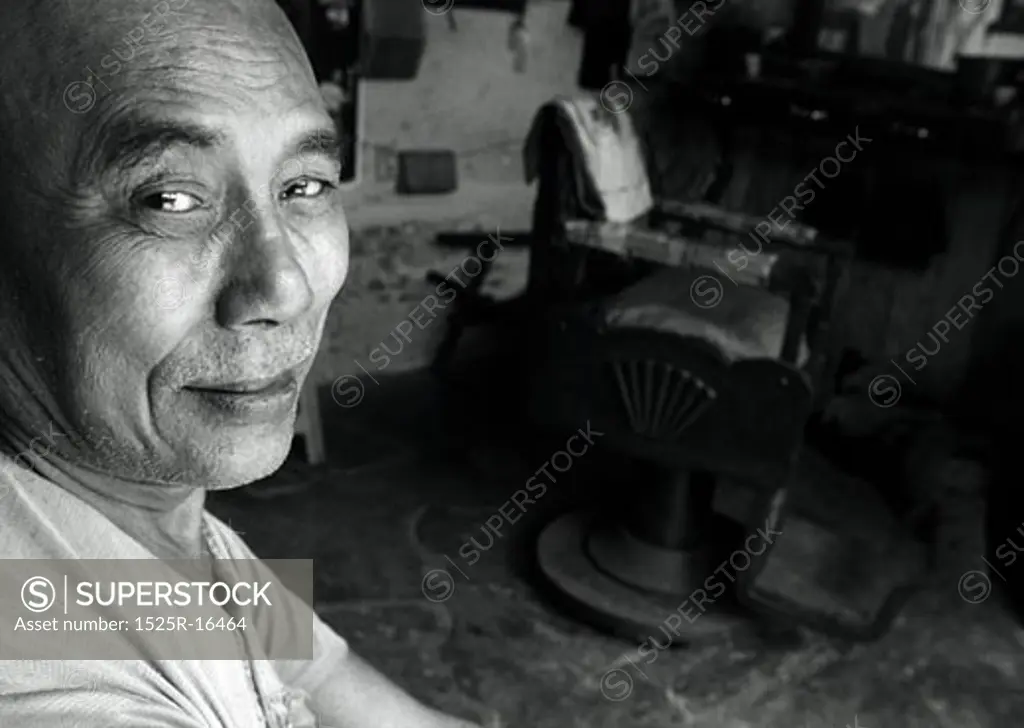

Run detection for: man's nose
[[214, 211, 315, 330]]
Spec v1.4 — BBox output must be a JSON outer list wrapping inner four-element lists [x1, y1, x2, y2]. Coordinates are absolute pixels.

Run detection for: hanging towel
[[523, 95, 654, 223]]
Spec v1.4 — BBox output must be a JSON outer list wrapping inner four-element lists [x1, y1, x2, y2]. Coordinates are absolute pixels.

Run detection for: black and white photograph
[[1, 0, 1024, 725]]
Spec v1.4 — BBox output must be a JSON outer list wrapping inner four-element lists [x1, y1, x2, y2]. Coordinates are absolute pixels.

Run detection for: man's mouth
[[187, 373, 297, 396], [182, 362, 309, 422]]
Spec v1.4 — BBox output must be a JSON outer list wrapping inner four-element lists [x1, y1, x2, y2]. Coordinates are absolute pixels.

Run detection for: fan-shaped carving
[[606, 358, 718, 440]]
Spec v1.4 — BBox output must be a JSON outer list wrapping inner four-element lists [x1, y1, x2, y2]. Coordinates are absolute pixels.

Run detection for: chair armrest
[[564, 217, 853, 305], [564, 219, 779, 288], [654, 199, 818, 247], [654, 199, 855, 261]]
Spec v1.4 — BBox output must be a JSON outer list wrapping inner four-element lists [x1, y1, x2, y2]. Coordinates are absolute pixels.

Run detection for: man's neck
[[4, 439, 209, 560], [0, 366, 210, 559]]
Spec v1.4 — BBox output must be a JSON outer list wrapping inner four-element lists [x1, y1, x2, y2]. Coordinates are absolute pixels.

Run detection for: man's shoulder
[[0, 461, 126, 559], [0, 467, 64, 558]]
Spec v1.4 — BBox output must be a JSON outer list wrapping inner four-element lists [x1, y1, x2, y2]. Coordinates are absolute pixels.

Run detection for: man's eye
[[141, 191, 204, 213], [283, 178, 334, 199]]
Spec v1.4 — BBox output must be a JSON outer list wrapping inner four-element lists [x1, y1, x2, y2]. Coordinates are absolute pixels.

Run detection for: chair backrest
[[547, 96, 654, 223], [530, 318, 814, 490]]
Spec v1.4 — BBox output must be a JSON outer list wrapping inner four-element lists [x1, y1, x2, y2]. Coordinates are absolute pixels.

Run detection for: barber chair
[[429, 99, 852, 643], [530, 217, 849, 642]]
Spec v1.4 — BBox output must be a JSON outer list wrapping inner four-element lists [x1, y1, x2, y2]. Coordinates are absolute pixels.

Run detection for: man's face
[[0, 1, 348, 488]]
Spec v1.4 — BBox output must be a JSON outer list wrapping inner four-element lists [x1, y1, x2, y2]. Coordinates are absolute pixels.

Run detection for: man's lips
[[185, 372, 297, 396], [182, 369, 301, 423], [178, 355, 314, 423], [184, 357, 311, 396]]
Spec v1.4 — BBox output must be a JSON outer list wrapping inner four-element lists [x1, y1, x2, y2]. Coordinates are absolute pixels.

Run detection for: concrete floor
[[207, 364, 1024, 728]]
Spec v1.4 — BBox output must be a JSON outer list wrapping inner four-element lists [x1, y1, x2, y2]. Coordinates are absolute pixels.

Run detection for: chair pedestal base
[[587, 521, 711, 596], [537, 511, 755, 646], [592, 466, 715, 595]]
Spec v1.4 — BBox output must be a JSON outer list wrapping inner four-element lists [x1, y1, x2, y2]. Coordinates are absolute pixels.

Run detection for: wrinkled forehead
[[109, 2, 308, 102], [0, 0, 319, 173], [2, 0, 306, 80]]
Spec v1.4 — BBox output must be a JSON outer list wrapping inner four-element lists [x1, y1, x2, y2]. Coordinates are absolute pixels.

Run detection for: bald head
[[0, 0, 349, 489], [1, 0, 311, 180]]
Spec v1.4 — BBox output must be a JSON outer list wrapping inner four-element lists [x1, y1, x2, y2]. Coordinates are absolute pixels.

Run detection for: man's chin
[[190, 428, 295, 490]]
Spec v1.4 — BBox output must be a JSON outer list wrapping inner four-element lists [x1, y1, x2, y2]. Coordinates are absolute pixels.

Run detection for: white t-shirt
[[0, 456, 349, 727]]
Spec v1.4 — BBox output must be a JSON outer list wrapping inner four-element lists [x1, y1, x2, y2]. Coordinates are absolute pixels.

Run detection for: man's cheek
[[59, 272, 184, 439], [55, 236, 189, 347], [74, 247, 208, 356], [307, 215, 350, 302]]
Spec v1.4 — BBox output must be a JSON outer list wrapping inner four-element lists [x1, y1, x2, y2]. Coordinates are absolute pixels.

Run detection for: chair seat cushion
[[604, 267, 810, 365]]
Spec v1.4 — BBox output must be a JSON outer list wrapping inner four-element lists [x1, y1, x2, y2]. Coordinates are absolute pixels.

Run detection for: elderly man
[[0, 1, 478, 726]]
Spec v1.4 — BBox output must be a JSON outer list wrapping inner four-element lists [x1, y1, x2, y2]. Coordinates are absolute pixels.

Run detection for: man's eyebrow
[[76, 116, 226, 180], [74, 116, 344, 182], [287, 127, 342, 165]]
